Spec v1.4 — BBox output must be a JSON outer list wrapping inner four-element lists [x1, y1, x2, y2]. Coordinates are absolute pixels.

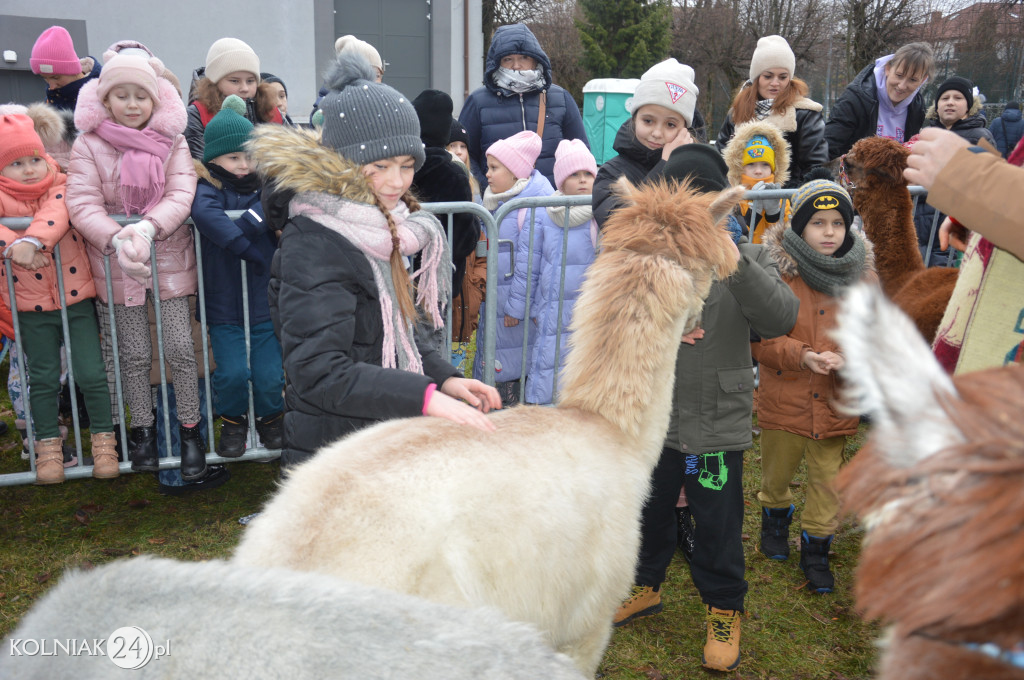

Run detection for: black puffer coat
[[824, 61, 927, 160], [413, 147, 478, 294], [592, 118, 667, 229], [250, 125, 460, 468]]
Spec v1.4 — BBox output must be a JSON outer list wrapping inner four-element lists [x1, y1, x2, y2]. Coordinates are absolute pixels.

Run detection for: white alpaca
[[233, 181, 745, 676], [0, 556, 586, 679]]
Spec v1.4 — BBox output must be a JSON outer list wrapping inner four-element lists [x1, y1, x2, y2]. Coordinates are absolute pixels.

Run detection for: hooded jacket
[[924, 97, 995, 146], [990, 106, 1024, 158], [592, 118, 667, 229], [716, 85, 827, 188], [752, 222, 876, 439], [722, 120, 792, 243], [824, 61, 928, 160], [65, 74, 198, 307], [458, 24, 588, 188], [43, 56, 100, 112], [247, 124, 459, 467], [190, 161, 275, 326]]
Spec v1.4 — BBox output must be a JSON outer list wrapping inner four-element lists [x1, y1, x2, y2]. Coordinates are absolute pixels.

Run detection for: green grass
[[0, 389, 879, 678]]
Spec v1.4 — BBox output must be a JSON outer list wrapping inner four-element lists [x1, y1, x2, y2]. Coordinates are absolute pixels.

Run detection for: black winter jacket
[[250, 125, 460, 468], [413, 147, 479, 293], [990, 107, 1024, 158], [824, 62, 927, 160], [592, 118, 667, 229]]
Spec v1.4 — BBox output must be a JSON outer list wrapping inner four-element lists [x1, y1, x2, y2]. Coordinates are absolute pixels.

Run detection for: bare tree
[[529, 0, 590, 102]]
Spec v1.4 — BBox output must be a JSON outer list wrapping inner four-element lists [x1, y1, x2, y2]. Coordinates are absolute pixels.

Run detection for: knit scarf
[[492, 67, 546, 95], [755, 99, 775, 120], [205, 162, 261, 194], [0, 170, 54, 203], [482, 177, 530, 211], [546, 196, 599, 249], [93, 118, 173, 216], [782, 228, 866, 296], [289, 191, 451, 374]]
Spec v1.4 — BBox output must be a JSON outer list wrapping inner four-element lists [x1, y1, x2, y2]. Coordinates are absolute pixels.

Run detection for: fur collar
[[925, 96, 985, 122], [194, 159, 221, 189], [74, 75, 187, 138], [246, 124, 378, 204], [762, 221, 876, 280], [756, 96, 822, 133], [722, 119, 791, 187]]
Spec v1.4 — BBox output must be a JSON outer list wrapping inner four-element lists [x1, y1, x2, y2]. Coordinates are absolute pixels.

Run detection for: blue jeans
[[155, 381, 211, 487], [208, 321, 284, 418]]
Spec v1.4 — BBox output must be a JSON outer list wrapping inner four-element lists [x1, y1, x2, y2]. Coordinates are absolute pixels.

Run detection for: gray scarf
[[492, 67, 546, 94], [782, 228, 866, 296]]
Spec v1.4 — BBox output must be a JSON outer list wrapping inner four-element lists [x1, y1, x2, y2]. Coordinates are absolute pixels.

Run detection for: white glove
[[750, 181, 782, 221]]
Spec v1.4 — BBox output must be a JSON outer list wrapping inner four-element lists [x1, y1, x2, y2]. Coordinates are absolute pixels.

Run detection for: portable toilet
[[582, 78, 640, 164]]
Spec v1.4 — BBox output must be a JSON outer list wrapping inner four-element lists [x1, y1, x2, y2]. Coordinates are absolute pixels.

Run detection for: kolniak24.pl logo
[[8, 626, 170, 669]]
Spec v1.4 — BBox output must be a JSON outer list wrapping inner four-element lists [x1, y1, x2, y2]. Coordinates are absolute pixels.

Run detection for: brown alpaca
[[834, 284, 1024, 680], [233, 181, 745, 677], [843, 136, 957, 343]]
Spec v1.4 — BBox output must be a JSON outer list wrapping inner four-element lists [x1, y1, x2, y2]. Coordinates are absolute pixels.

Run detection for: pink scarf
[[94, 118, 173, 216]]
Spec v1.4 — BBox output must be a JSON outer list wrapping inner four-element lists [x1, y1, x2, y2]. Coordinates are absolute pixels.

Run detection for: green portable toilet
[[582, 78, 640, 164]]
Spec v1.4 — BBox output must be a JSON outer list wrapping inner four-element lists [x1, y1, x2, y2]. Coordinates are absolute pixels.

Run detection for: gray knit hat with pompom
[[319, 52, 425, 170]]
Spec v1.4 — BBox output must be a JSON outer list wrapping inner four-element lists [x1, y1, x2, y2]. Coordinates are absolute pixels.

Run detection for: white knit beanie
[[334, 35, 384, 74], [205, 38, 260, 85], [627, 58, 699, 127], [749, 35, 795, 83]]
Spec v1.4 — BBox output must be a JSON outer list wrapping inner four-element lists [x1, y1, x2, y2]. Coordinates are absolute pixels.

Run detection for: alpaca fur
[[0, 557, 586, 679], [834, 284, 1024, 680], [233, 179, 744, 677], [842, 136, 956, 343]]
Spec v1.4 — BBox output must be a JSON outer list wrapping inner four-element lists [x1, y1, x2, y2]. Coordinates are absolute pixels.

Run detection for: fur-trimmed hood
[[246, 124, 378, 207], [761, 220, 876, 280], [925, 94, 985, 122], [193, 159, 222, 189], [722, 119, 791, 186], [74, 74, 187, 138]]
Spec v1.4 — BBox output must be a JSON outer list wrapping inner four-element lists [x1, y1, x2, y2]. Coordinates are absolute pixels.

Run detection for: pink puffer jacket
[[0, 162, 97, 313], [65, 75, 197, 307]]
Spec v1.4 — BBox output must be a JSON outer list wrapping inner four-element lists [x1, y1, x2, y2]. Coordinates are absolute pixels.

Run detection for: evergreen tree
[[576, 0, 672, 78]]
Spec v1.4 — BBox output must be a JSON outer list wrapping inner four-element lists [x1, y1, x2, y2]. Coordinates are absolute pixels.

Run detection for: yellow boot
[[702, 605, 741, 671], [613, 585, 662, 627], [34, 437, 65, 485], [90, 431, 121, 479]]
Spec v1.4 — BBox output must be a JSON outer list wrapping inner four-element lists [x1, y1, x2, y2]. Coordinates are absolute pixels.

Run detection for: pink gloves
[[110, 219, 155, 282]]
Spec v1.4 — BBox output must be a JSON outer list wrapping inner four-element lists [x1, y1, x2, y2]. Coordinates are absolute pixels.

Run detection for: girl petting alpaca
[[185, 38, 283, 160], [0, 113, 117, 484], [248, 52, 499, 470], [66, 49, 205, 480]]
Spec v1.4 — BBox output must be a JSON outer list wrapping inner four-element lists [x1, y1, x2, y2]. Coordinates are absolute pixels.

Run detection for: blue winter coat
[[458, 24, 589, 188], [505, 203, 598, 404], [190, 165, 277, 327], [990, 107, 1024, 158], [472, 170, 555, 382]]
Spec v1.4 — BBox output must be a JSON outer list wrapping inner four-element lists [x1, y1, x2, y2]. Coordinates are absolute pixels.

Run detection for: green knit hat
[[203, 95, 253, 162]]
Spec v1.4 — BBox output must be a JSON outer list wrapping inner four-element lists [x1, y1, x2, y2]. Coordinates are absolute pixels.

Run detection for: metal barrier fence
[[0, 186, 945, 486]]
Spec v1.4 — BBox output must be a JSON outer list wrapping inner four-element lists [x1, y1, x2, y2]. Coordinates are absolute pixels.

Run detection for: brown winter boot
[[90, 431, 121, 479], [703, 605, 741, 671], [34, 437, 65, 485]]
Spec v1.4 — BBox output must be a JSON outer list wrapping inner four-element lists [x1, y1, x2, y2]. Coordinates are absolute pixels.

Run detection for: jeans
[[207, 321, 284, 418]]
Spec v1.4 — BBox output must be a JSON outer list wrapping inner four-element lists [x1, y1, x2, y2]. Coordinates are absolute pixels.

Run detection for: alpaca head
[[602, 178, 742, 297], [834, 284, 1024, 667], [842, 137, 909, 196]]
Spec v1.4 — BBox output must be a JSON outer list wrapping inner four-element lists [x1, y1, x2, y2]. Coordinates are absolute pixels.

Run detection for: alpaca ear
[[709, 185, 746, 226], [834, 284, 964, 467], [611, 175, 638, 203]]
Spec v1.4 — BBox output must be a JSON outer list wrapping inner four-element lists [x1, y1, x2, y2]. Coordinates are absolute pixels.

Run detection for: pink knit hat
[[0, 114, 46, 171], [486, 131, 542, 180], [96, 53, 162, 105], [553, 139, 597, 191], [30, 26, 81, 76]]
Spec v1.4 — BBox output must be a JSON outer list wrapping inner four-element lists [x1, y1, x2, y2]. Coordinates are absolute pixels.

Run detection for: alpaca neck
[[855, 188, 923, 298], [557, 250, 696, 458]]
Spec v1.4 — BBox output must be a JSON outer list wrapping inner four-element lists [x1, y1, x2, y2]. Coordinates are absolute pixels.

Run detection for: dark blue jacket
[[190, 166, 276, 326], [45, 56, 100, 111], [458, 24, 588, 188], [990, 107, 1024, 158]]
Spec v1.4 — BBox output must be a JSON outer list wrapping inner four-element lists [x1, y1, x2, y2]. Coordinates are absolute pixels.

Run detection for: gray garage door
[[334, 0, 431, 100]]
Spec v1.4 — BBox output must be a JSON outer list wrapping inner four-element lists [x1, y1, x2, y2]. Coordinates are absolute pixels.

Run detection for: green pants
[[757, 429, 845, 536], [18, 300, 113, 440]]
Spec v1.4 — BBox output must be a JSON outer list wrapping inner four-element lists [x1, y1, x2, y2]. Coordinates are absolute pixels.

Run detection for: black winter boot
[[179, 424, 208, 481], [217, 415, 248, 458], [800, 532, 835, 594], [676, 506, 695, 563], [760, 504, 794, 560], [129, 426, 159, 472], [255, 412, 283, 450]]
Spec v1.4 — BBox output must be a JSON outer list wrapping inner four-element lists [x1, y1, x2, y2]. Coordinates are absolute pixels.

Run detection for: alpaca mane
[[558, 179, 741, 442]]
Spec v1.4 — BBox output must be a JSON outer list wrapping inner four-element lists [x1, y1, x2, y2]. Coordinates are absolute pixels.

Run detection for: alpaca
[[0, 557, 587, 679], [833, 283, 1024, 680], [842, 136, 957, 343], [233, 180, 745, 677]]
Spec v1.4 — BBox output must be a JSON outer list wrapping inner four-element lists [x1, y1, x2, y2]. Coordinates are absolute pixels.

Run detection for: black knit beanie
[[412, 89, 453, 149], [935, 76, 974, 110], [662, 144, 729, 193], [789, 178, 856, 255], [449, 117, 469, 146]]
